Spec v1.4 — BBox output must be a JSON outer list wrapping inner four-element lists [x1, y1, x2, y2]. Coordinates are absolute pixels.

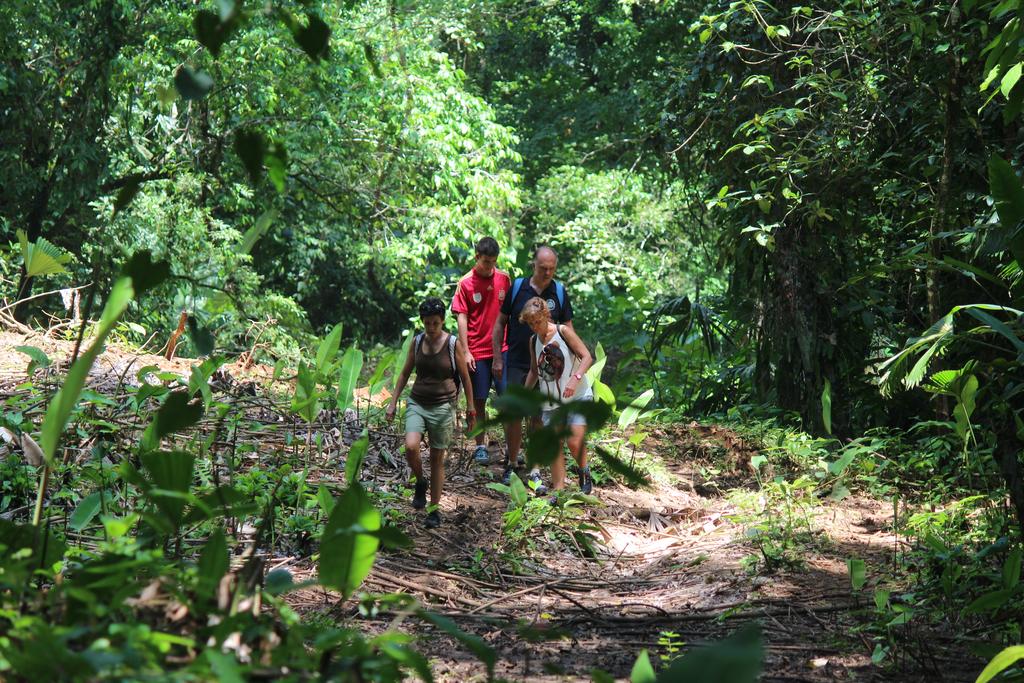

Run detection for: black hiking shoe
[[502, 463, 515, 485], [412, 480, 428, 510], [580, 466, 593, 495], [425, 510, 442, 529]]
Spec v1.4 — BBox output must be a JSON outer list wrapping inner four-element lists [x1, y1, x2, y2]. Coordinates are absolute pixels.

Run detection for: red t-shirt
[[451, 268, 511, 360]]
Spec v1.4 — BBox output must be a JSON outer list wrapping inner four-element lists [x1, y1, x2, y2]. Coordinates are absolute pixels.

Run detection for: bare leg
[[473, 398, 487, 446], [429, 448, 445, 506], [567, 424, 587, 470], [505, 418, 523, 465], [551, 440, 566, 490], [405, 433, 424, 481]]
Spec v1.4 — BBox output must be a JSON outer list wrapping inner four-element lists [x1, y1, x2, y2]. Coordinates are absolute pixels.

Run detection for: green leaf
[[265, 568, 295, 595], [1001, 62, 1023, 98], [965, 588, 1014, 614], [976, 645, 1024, 683], [989, 156, 1024, 231], [69, 492, 103, 531], [193, 9, 235, 58], [317, 485, 335, 517], [0, 519, 66, 573], [238, 210, 277, 254], [595, 446, 649, 489], [336, 346, 364, 413], [419, 611, 495, 676], [316, 323, 344, 376], [319, 483, 380, 598], [17, 230, 71, 278], [345, 432, 369, 485], [40, 276, 133, 464], [120, 250, 171, 296], [655, 625, 762, 683], [113, 180, 142, 215], [265, 141, 288, 192], [847, 558, 866, 591], [292, 362, 321, 423], [293, 13, 331, 62], [141, 450, 195, 528], [205, 650, 244, 683], [631, 650, 656, 683], [618, 389, 655, 429], [174, 66, 214, 100], [821, 378, 832, 435], [197, 528, 228, 595], [153, 391, 204, 439], [234, 129, 266, 184], [187, 317, 216, 356], [1003, 548, 1022, 589], [508, 472, 528, 507], [15, 345, 51, 375]]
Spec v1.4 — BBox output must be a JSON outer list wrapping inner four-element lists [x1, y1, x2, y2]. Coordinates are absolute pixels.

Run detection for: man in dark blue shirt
[[491, 245, 573, 485]]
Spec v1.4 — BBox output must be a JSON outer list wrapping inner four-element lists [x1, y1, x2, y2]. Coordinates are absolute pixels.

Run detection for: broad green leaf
[[595, 446, 649, 489], [235, 129, 266, 184], [630, 650, 656, 683], [291, 362, 321, 423], [40, 276, 133, 464], [989, 156, 1024, 231], [187, 317, 216, 356], [120, 250, 170, 296], [336, 346, 364, 413], [174, 66, 214, 100], [317, 485, 335, 516], [1001, 62, 1023, 98], [141, 450, 195, 528], [69, 492, 103, 531], [847, 558, 866, 591], [15, 345, 50, 375], [965, 588, 1014, 614], [293, 13, 330, 62], [345, 432, 369, 485], [319, 483, 380, 598], [205, 650, 244, 683], [0, 519, 66, 575], [238, 210, 277, 254], [508, 472, 528, 507], [618, 389, 655, 429], [655, 625, 762, 682], [316, 323, 343, 376], [197, 528, 228, 596], [976, 645, 1024, 683], [1003, 548, 1022, 589], [17, 230, 71, 277], [821, 378, 832, 435], [265, 568, 295, 595]]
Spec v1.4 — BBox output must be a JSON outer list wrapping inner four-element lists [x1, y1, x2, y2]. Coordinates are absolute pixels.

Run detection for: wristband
[[573, 373, 583, 381], [466, 410, 477, 416]]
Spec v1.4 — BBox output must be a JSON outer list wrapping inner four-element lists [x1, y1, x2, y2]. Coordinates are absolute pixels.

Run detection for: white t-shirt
[[532, 324, 593, 410]]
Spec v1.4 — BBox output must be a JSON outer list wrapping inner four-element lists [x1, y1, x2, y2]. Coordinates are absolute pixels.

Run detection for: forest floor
[[0, 330, 983, 682]]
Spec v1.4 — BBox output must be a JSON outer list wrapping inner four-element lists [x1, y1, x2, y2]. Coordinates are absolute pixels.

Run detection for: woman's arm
[[560, 325, 593, 398], [385, 341, 416, 420], [455, 338, 476, 423], [524, 335, 539, 389]]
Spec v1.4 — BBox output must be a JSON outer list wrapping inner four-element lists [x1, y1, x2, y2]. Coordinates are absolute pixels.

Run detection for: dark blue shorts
[[470, 353, 508, 400]]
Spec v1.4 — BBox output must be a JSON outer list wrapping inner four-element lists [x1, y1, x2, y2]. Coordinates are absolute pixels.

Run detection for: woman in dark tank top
[[386, 297, 475, 529]]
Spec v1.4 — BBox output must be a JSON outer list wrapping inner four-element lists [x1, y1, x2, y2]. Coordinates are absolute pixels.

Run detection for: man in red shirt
[[451, 236, 511, 463]]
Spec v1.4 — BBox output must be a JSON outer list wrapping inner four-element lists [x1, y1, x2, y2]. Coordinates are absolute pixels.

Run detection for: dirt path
[[283, 425, 979, 682], [0, 330, 980, 681]]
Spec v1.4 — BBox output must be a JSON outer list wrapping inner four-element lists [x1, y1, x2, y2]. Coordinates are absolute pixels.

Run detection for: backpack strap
[[414, 332, 424, 356], [510, 277, 525, 307], [447, 334, 457, 379], [554, 281, 565, 311]]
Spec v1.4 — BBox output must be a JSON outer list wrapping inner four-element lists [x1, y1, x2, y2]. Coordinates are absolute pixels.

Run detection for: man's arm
[[491, 312, 508, 378], [456, 312, 475, 372]]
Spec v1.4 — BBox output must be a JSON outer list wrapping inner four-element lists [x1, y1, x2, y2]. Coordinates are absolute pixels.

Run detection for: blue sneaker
[[580, 465, 593, 495], [528, 470, 548, 496], [473, 445, 490, 464], [502, 465, 515, 485]]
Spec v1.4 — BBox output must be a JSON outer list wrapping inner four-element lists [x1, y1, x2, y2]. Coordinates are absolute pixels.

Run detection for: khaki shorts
[[405, 399, 456, 449]]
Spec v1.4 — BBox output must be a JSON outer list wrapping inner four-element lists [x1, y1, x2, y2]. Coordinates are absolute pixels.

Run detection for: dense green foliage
[[3, 0, 1024, 679]]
